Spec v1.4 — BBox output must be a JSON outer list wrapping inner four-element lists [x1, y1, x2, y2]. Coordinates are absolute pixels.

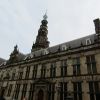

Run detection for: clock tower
[[31, 13, 50, 52]]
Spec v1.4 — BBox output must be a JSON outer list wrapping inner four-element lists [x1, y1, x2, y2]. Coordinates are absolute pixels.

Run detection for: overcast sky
[[0, 0, 100, 59]]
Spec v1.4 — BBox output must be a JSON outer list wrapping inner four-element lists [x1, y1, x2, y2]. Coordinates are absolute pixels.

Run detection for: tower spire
[[43, 11, 48, 20], [31, 14, 50, 52]]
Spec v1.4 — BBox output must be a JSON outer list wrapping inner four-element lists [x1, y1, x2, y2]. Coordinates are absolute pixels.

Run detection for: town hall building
[[0, 14, 100, 100]]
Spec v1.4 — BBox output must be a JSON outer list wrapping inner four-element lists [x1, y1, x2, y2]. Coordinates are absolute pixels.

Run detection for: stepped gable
[[7, 45, 25, 64], [17, 52, 25, 61]]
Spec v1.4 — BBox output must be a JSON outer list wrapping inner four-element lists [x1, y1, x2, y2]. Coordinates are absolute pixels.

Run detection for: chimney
[[93, 18, 100, 34]]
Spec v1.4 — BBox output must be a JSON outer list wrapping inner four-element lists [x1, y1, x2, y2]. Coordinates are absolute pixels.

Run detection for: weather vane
[[43, 10, 48, 20]]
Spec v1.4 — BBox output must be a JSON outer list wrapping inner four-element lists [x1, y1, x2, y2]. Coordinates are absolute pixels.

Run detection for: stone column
[[67, 59, 73, 75], [46, 63, 50, 78], [56, 61, 61, 77], [80, 56, 87, 74], [67, 81, 73, 92], [54, 82, 60, 100], [95, 53, 100, 73], [37, 64, 41, 78], [25, 82, 30, 100], [18, 84, 23, 100], [82, 80, 90, 100], [11, 81, 16, 99]]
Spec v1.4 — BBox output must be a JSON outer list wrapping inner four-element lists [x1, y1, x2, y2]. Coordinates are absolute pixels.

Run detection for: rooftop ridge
[[49, 33, 95, 48]]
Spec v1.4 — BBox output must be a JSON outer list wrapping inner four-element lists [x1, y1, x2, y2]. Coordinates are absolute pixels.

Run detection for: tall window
[[7, 84, 13, 97], [12, 73, 15, 80], [21, 84, 27, 100], [73, 82, 82, 100], [61, 60, 67, 77], [41, 64, 46, 78], [86, 55, 97, 74], [28, 83, 34, 100], [25, 66, 30, 79], [18, 72, 23, 80], [50, 63, 56, 78], [48, 83, 55, 100], [0, 74, 3, 80], [88, 81, 100, 100], [60, 82, 67, 100], [73, 57, 80, 75], [32, 65, 38, 79], [14, 84, 21, 99]]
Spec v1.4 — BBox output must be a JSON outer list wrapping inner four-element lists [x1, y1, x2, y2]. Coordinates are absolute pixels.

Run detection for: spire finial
[[43, 10, 48, 20], [14, 45, 18, 50]]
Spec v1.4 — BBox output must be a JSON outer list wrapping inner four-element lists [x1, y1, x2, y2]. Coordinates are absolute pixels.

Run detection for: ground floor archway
[[38, 89, 44, 100]]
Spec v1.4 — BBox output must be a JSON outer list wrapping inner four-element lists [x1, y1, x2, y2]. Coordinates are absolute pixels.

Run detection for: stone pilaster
[[82, 80, 90, 100]]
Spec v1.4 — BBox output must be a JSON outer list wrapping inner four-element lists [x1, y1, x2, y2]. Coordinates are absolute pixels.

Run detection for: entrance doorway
[[38, 89, 44, 100]]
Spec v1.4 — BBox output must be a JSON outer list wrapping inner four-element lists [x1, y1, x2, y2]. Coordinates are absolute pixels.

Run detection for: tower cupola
[[31, 13, 50, 52]]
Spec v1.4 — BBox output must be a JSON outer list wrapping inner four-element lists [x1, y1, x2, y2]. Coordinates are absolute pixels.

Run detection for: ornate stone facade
[[0, 17, 100, 100]]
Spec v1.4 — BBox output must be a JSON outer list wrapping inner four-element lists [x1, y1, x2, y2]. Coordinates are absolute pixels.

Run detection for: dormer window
[[0, 62, 4, 66], [43, 49, 49, 55], [24, 56, 28, 60], [86, 38, 91, 45], [24, 55, 32, 60], [30, 54, 33, 58], [3, 62, 6, 65], [61, 45, 67, 51]]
